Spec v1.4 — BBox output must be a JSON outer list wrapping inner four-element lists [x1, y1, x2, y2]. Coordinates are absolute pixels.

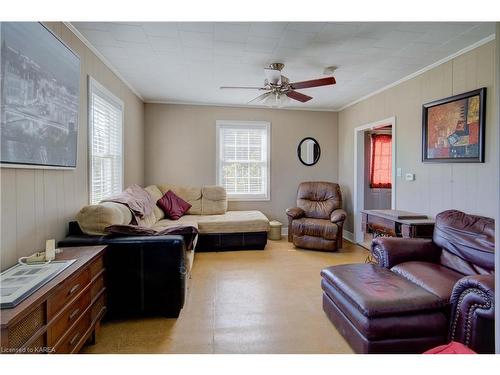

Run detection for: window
[[216, 121, 270, 201], [88, 77, 124, 204], [369, 133, 392, 189]]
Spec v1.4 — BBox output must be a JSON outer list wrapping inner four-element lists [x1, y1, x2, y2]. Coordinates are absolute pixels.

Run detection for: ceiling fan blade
[[248, 92, 271, 104], [290, 77, 336, 90], [220, 86, 267, 90], [286, 90, 313, 103]]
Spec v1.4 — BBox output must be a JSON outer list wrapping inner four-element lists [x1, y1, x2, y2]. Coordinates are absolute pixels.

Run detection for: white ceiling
[[72, 22, 495, 110]]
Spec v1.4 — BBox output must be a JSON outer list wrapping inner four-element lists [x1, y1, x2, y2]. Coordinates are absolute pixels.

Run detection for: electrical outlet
[[405, 173, 415, 181]]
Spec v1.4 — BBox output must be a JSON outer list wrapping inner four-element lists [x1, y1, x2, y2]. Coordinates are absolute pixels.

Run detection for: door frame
[[353, 116, 397, 244]]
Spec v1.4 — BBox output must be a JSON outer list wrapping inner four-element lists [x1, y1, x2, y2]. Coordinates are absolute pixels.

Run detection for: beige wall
[[144, 104, 338, 224], [338, 40, 498, 234], [0, 22, 145, 270]]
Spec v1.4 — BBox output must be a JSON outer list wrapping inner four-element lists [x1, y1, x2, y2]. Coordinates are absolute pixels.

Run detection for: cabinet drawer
[[89, 256, 104, 278], [47, 268, 90, 319], [48, 291, 91, 346], [91, 293, 106, 322], [90, 274, 105, 300], [54, 312, 91, 354]]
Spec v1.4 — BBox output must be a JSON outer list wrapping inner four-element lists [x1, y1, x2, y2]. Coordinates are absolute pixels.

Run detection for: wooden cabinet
[[361, 209, 435, 249], [1, 246, 106, 354]]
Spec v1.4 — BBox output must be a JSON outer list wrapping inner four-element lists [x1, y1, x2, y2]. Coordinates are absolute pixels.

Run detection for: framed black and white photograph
[[0, 22, 80, 169]]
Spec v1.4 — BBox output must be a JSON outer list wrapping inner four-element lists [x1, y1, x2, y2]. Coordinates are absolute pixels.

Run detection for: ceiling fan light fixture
[[264, 68, 282, 85]]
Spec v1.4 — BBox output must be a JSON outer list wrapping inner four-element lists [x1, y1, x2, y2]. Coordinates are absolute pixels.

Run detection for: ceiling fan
[[220, 63, 336, 107]]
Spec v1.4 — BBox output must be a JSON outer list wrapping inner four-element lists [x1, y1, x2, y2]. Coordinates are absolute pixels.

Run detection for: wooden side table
[[1, 245, 107, 354], [361, 209, 435, 249]]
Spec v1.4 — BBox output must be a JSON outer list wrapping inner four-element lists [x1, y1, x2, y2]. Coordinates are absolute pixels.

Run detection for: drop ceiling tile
[[286, 22, 327, 33], [109, 23, 148, 43], [179, 22, 216, 33], [180, 31, 213, 48], [280, 30, 317, 49], [116, 42, 154, 57], [249, 22, 288, 37], [246, 36, 279, 53], [215, 23, 250, 43], [466, 23, 495, 37], [336, 37, 384, 52], [183, 47, 213, 62], [214, 41, 246, 57], [155, 50, 186, 66], [148, 36, 181, 52], [141, 22, 179, 37], [72, 22, 110, 31], [392, 42, 442, 58], [373, 30, 426, 48]]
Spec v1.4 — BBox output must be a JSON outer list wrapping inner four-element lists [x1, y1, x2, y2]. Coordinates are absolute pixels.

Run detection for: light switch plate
[[405, 173, 415, 181], [397, 168, 402, 177]]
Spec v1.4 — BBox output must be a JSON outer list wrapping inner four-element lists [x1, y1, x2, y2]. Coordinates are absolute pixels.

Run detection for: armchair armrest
[[286, 207, 305, 219], [330, 209, 347, 223], [449, 274, 495, 353], [371, 237, 441, 268]]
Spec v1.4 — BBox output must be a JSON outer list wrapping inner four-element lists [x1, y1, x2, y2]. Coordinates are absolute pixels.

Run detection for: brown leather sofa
[[286, 181, 346, 251], [321, 210, 495, 353]]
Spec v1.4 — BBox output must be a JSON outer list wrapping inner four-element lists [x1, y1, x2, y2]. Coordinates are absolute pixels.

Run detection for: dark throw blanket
[[104, 224, 199, 251]]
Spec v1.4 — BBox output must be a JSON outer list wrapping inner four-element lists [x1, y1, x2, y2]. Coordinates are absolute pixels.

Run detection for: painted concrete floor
[[82, 237, 368, 354]]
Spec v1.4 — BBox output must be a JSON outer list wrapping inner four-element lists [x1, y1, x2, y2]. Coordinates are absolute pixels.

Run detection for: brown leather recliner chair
[[321, 209, 495, 353], [286, 181, 346, 251]]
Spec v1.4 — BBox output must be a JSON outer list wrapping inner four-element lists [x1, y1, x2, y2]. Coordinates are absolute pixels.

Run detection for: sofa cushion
[[197, 211, 269, 234], [153, 216, 200, 231], [154, 210, 269, 234], [391, 262, 463, 301], [292, 217, 338, 240], [201, 186, 227, 215], [157, 190, 192, 220], [76, 202, 132, 235], [157, 185, 202, 215], [321, 264, 446, 317], [144, 185, 165, 221]]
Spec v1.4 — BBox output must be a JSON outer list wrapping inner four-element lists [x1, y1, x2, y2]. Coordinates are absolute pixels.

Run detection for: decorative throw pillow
[[157, 190, 192, 220]]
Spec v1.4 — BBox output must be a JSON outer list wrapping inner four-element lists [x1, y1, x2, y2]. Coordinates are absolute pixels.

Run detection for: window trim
[[215, 120, 271, 201], [88, 76, 124, 204]]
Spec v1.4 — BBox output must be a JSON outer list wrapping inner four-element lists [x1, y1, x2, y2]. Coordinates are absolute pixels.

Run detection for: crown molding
[[335, 33, 496, 111], [144, 100, 338, 112], [63, 22, 144, 101]]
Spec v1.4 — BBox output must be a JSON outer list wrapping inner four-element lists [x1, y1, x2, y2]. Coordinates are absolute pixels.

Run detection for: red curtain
[[370, 134, 392, 189]]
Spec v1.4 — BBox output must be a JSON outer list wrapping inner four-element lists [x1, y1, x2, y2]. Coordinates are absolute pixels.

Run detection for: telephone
[[18, 239, 61, 265]]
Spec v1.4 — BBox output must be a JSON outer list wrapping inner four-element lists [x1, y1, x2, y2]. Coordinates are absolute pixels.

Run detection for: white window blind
[[216, 121, 270, 201], [88, 77, 124, 204]]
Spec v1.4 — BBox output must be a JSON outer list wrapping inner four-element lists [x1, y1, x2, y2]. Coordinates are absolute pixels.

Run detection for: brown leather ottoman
[[321, 264, 449, 353]]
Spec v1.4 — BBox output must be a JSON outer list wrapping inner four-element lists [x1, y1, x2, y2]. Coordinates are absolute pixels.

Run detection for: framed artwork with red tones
[[422, 88, 486, 163]]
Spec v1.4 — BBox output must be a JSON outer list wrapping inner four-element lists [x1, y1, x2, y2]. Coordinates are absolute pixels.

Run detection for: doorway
[[353, 117, 396, 247]]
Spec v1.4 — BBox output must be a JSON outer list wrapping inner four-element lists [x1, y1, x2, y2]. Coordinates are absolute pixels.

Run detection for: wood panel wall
[[338, 41, 497, 233], [0, 22, 145, 270]]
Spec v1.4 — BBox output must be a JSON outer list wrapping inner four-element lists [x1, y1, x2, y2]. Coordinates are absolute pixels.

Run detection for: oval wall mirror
[[297, 137, 321, 166]]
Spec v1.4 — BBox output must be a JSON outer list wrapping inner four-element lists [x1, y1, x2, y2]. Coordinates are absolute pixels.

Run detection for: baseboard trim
[[343, 230, 355, 244]]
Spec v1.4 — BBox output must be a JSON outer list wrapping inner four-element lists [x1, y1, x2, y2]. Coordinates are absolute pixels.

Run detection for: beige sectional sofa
[[60, 185, 270, 319], [76, 184, 270, 251]]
